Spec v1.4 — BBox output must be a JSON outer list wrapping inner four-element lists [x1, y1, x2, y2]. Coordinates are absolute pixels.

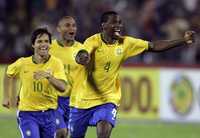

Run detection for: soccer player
[[2, 28, 68, 138], [49, 16, 85, 138], [70, 11, 195, 138]]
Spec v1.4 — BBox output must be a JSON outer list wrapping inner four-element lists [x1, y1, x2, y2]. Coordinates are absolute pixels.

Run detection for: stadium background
[[0, 0, 200, 138]]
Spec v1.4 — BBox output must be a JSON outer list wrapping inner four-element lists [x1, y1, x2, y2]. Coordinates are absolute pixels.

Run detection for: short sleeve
[[7, 58, 23, 77], [83, 35, 99, 54], [123, 36, 149, 60]]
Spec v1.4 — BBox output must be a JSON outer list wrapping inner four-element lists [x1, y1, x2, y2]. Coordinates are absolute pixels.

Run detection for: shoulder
[[50, 55, 63, 64], [123, 36, 138, 42], [84, 33, 100, 43], [123, 36, 149, 45], [16, 56, 31, 64], [50, 39, 58, 48], [74, 41, 83, 47], [8, 56, 31, 68]]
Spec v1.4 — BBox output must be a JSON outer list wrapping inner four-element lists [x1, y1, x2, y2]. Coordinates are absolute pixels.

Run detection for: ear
[[102, 23, 107, 30], [101, 23, 105, 28], [32, 44, 35, 49]]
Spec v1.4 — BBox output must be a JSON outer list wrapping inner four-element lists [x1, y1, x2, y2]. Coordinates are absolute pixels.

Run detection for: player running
[[2, 28, 68, 138]]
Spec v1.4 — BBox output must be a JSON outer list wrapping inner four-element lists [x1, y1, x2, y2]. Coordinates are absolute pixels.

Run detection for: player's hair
[[100, 11, 118, 23], [31, 28, 52, 45], [58, 16, 75, 26]]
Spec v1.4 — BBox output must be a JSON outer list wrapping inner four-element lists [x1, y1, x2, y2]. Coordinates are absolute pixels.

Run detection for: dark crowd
[[0, 0, 200, 65]]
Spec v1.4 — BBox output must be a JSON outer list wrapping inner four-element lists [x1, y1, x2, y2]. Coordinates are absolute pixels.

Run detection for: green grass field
[[0, 117, 200, 138]]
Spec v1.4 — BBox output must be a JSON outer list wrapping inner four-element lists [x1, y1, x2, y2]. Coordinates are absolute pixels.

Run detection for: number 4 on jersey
[[104, 61, 111, 72]]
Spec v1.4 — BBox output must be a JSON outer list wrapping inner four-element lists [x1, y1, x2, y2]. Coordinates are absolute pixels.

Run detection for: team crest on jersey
[[115, 48, 123, 55]]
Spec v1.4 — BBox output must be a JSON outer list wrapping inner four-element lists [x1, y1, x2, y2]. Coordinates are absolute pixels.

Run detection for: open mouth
[[113, 29, 121, 37], [68, 32, 75, 36], [39, 47, 48, 53], [39, 47, 48, 50]]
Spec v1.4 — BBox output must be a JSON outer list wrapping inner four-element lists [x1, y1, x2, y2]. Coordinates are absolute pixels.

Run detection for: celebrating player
[[2, 28, 68, 138], [70, 11, 195, 138], [49, 16, 86, 138]]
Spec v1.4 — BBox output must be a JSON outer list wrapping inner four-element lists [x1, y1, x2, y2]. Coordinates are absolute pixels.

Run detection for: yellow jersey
[[70, 33, 149, 108], [49, 39, 84, 97], [7, 55, 67, 111]]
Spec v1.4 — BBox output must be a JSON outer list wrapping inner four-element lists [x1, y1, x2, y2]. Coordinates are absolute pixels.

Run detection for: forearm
[[47, 76, 66, 92], [150, 38, 186, 52], [3, 75, 11, 99], [11, 78, 18, 107]]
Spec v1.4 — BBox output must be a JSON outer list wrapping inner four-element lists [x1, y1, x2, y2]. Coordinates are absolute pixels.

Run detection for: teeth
[[114, 32, 120, 36]]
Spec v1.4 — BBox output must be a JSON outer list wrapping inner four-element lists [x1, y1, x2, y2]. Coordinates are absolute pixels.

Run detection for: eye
[[45, 40, 49, 43], [37, 40, 42, 43], [65, 23, 71, 27]]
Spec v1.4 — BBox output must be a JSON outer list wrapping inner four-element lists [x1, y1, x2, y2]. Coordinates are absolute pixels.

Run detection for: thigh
[[69, 107, 92, 138], [56, 97, 70, 129], [17, 112, 40, 138], [55, 109, 67, 130], [40, 110, 57, 138], [89, 103, 118, 127]]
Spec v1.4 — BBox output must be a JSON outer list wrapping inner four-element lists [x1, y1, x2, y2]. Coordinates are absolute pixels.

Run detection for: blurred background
[[0, 0, 200, 138]]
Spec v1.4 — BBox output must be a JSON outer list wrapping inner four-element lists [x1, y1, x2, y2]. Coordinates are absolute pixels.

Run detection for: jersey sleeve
[[123, 36, 149, 60], [7, 58, 23, 77], [83, 35, 99, 53]]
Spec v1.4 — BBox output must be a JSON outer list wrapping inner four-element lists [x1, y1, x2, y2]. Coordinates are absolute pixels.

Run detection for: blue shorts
[[55, 96, 70, 130], [17, 109, 56, 138], [69, 103, 117, 138]]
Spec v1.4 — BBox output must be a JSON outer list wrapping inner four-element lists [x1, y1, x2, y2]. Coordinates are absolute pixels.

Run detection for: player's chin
[[112, 34, 120, 40], [65, 35, 75, 41]]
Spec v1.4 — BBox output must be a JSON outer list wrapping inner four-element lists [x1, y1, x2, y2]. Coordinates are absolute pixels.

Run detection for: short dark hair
[[100, 11, 118, 24], [31, 28, 52, 45]]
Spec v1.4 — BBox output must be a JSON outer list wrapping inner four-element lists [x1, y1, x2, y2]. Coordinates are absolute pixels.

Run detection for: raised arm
[[149, 31, 195, 52]]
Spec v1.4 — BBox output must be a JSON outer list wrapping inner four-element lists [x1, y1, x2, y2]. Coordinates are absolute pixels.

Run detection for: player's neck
[[65, 40, 75, 47], [60, 39, 75, 47], [101, 32, 117, 44], [33, 54, 50, 64]]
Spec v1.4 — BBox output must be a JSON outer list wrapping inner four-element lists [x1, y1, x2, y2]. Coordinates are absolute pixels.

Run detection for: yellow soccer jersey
[[7, 56, 67, 111], [49, 39, 84, 97], [70, 33, 149, 108]]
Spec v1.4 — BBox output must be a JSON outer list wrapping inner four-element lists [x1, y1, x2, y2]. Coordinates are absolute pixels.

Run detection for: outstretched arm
[[149, 31, 195, 52]]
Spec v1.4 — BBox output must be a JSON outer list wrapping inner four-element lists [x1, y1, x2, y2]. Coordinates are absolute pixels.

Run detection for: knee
[[97, 121, 112, 138], [56, 128, 68, 138]]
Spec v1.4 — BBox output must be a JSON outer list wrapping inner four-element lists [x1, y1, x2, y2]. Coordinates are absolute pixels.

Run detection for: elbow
[[57, 83, 66, 93], [59, 85, 66, 93]]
